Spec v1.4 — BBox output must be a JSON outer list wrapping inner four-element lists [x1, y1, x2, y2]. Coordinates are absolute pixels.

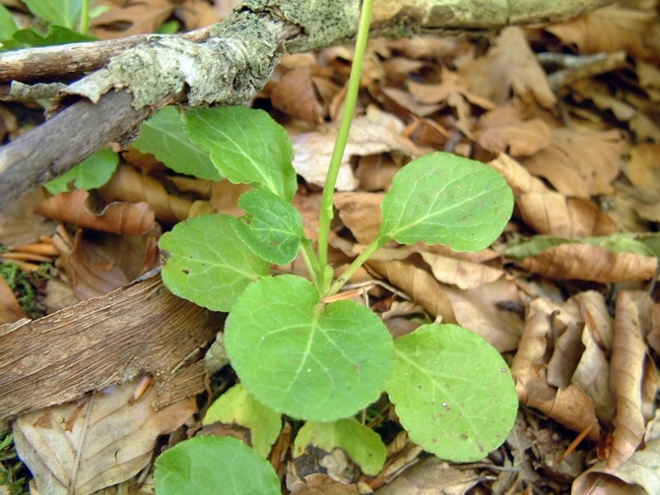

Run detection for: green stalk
[[79, 0, 91, 34], [328, 235, 387, 296], [316, 0, 374, 291]]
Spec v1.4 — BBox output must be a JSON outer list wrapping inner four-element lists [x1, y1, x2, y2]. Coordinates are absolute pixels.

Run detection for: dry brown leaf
[[13, 379, 195, 495], [475, 106, 551, 157], [271, 68, 326, 126], [637, 61, 660, 102], [628, 142, 660, 193], [291, 106, 431, 190], [608, 291, 647, 469], [0, 188, 57, 246], [520, 128, 624, 198], [489, 154, 619, 237], [35, 190, 155, 236], [91, 0, 174, 39], [545, 5, 656, 59], [589, 91, 660, 143], [0, 277, 28, 324], [380, 87, 442, 118], [547, 323, 585, 390], [407, 69, 496, 110], [56, 229, 160, 301], [177, 0, 220, 30], [456, 27, 556, 108], [520, 244, 657, 282], [368, 260, 456, 324], [374, 457, 480, 495], [354, 154, 400, 192], [334, 192, 384, 244], [100, 164, 192, 224], [647, 303, 660, 355], [418, 251, 504, 290], [290, 473, 359, 495]]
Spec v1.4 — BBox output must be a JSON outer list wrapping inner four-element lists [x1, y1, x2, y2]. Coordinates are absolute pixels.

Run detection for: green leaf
[[379, 152, 513, 251], [159, 214, 269, 312], [23, 0, 82, 29], [10, 25, 96, 47], [203, 383, 282, 458], [499, 232, 660, 259], [133, 106, 220, 181], [44, 149, 119, 194], [225, 274, 395, 422], [386, 324, 517, 462], [0, 6, 17, 40], [294, 419, 386, 475], [183, 106, 297, 201], [155, 436, 280, 495], [230, 189, 305, 265]]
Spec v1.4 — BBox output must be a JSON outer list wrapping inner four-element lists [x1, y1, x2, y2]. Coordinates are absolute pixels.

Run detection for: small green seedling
[[153, 0, 517, 491]]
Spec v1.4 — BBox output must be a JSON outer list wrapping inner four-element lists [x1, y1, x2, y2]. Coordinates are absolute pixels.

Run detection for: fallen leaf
[[545, 5, 656, 59], [0, 188, 56, 246], [91, 0, 174, 39], [271, 67, 326, 126], [290, 473, 359, 495], [519, 244, 657, 282], [0, 277, 28, 324], [375, 457, 480, 495], [476, 106, 551, 157], [608, 291, 647, 469], [35, 190, 155, 236], [13, 378, 195, 495]]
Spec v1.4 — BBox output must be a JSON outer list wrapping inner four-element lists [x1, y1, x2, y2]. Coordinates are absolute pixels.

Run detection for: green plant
[[149, 0, 518, 491]]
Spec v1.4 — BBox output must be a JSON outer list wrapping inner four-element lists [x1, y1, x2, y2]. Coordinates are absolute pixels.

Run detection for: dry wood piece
[[0, 272, 221, 421]]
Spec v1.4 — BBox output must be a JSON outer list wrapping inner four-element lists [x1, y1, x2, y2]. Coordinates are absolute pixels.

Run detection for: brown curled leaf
[[35, 190, 155, 235], [519, 244, 657, 282]]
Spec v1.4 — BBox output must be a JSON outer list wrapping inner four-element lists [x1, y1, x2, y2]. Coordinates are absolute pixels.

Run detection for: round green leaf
[[225, 275, 395, 421], [230, 189, 305, 265], [159, 214, 269, 312], [183, 106, 297, 201], [379, 152, 513, 251], [386, 324, 518, 462], [203, 383, 282, 458], [155, 436, 280, 495], [134, 106, 220, 181], [44, 149, 119, 194], [294, 419, 386, 475]]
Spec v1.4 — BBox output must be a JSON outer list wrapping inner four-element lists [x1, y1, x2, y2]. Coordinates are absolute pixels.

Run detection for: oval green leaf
[[134, 106, 220, 181], [225, 275, 395, 422], [386, 324, 518, 462], [230, 189, 305, 265], [294, 419, 386, 475], [44, 148, 118, 194], [379, 152, 513, 251], [159, 214, 269, 312], [203, 383, 282, 458], [154, 436, 280, 495], [183, 106, 297, 201]]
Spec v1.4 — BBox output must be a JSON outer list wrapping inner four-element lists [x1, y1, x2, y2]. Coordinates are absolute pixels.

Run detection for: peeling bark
[[0, 0, 615, 208]]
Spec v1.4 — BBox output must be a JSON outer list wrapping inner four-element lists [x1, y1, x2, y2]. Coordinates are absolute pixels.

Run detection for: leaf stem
[[328, 235, 387, 296], [300, 240, 322, 286], [79, 0, 91, 34], [316, 0, 373, 286]]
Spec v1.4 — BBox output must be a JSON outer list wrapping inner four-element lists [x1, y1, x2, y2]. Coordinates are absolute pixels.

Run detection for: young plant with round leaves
[[155, 0, 518, 490]]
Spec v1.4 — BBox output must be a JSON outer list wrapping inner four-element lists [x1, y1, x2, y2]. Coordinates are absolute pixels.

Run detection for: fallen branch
[[0, 0, 615, 208]]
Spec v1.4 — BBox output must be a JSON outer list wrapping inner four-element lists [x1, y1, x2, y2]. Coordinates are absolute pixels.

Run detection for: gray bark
[[0, 0, 615, 208]]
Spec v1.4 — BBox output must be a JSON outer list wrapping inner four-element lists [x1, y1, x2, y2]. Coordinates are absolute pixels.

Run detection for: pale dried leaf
[[35, 190, 155, 236], [457, 27, 556, 108], [608, 292, 647, 469], [0, 188, 57, 246], [99, 165, 191, 224], [628, 143, 660, 193], [381, 87, 442, 118], [0, 277, 28, 324], [375, 457, 480, 495], [290, 473, 359, 495], [521, 129, 624, 198], [354, 154, 400, 192], [271, 68, 326, 126], [418, 251, 504, 290], [545, 5, 656, 59], [178, 0, 220, 30], [91, 0, 174, 39], [547, 323, 585, 390], [334, 192, 383, 244], [291, 106, 431, 190], [368, 260, 456, 324], [476, 106, 551, 157], [520, 244, 657, 282], [13, 379, 195, 495]]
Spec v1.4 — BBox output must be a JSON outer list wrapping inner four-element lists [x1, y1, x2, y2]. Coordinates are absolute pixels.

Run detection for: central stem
[[316, 0, 374, 292]]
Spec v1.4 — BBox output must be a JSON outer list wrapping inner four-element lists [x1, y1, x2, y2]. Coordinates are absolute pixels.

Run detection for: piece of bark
[[0, 272, 221, 421]]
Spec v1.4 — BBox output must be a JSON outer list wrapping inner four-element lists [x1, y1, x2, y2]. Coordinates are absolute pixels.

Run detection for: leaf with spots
[[159, 214, 269, 312], [379, 152, 513, 251], [386, 324, 518, 462], [224, 274, 395, 422]]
